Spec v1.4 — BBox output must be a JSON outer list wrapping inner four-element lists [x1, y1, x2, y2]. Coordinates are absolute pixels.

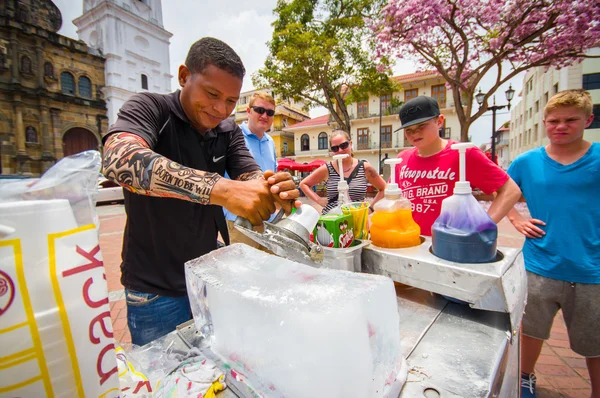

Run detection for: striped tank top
[[322, 160, 368, 214]]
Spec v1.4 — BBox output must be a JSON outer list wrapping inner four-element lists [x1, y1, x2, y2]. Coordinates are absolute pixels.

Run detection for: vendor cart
[[138, 238, 526, 397]]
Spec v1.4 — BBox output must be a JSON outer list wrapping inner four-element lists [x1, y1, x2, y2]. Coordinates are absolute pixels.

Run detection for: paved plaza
[[97, 200, 592, 398]]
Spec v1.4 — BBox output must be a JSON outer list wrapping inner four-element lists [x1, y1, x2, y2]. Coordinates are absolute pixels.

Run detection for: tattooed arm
[[102, 133, 276, 225], [364, 161, 387, 207]]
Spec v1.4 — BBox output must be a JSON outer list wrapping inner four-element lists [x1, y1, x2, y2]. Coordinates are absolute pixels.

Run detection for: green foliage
[[254, 0, 396, 132]]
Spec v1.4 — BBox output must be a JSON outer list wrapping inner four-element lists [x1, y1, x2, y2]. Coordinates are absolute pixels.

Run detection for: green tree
[[254, 0, 396, 133]]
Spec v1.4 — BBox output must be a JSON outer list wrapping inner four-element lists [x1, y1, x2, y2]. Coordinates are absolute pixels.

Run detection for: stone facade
[[0, 0, 108, 176]]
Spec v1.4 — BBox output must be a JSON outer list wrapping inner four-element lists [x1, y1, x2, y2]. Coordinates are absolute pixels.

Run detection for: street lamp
[[475, 85, 515, 164]]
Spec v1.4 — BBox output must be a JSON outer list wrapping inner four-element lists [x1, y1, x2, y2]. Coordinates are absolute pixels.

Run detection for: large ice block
[[185, 244, 406, 398]]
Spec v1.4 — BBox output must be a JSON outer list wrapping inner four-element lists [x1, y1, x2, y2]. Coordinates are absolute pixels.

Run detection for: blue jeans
[[125, 289, 192, 346]]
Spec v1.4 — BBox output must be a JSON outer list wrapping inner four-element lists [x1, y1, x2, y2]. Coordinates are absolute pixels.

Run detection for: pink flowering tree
[[372, 0, 600, 141]]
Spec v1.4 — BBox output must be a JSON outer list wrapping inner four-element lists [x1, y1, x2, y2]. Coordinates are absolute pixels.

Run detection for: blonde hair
[[330, 129, 353, 156], [249, 91, 276, 107], [329, 129, 351, 145], [544, 89, 592, 118]]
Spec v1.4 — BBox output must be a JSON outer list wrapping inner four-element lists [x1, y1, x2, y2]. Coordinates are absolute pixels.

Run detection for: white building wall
[[509, 48, 600, 164], [74, 0, 173, 125]]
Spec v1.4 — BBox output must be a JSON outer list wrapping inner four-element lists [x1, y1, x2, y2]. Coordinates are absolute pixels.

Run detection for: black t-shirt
[[104, 91, 260, 296]]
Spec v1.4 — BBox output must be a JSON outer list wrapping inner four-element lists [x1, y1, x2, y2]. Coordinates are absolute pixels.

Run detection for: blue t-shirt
[[507, 143, 600, 283], [223, 122, 278, 222]]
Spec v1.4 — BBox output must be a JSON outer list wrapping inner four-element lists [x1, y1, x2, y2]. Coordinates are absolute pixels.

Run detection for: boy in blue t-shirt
[[507, 89, 600, 398]]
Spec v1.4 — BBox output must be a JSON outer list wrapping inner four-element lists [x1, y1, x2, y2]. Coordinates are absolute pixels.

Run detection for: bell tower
[[74, 0, 173, 125]]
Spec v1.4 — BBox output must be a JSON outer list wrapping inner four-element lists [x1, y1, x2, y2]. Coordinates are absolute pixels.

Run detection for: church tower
[[73, 0, 172, 125]]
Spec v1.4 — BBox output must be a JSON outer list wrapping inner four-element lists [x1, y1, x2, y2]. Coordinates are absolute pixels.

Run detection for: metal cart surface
[[139, 239, 526, 397]]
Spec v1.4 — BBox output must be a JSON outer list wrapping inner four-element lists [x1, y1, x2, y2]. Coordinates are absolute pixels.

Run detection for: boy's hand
[[511, 218, 546, 238]]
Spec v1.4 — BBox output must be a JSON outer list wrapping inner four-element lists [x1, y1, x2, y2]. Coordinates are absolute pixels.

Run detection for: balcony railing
[[495, 138, 509, 147], [336, 105, 403, 122], [357, 141, 370, 150]]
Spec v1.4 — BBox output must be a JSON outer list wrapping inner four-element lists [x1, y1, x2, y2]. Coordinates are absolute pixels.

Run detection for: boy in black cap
[[393, 96, 521, 236]]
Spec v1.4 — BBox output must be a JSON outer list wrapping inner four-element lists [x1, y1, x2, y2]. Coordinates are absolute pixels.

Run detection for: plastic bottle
[[327, 154, 351, 214], [370, 158, 421, 248], [431, 143, 498, 263]]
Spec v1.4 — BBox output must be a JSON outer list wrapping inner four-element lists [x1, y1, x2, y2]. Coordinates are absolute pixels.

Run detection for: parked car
[[97, 177, 124, 205]]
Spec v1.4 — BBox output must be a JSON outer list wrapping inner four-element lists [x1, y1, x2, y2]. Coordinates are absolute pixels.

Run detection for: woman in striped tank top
[[299, 130, 387, 214]]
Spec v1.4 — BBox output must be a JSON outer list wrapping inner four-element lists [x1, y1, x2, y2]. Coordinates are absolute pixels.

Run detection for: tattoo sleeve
[[236, 170, 264, 181], [102, 132, 222, 205]]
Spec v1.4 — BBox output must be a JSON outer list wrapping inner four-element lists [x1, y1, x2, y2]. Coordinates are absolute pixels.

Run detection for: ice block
[[185, 244, 406, 398]]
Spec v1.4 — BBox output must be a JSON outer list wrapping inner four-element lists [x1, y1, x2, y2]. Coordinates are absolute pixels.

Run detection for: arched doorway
[[63, 127, 99, 156]]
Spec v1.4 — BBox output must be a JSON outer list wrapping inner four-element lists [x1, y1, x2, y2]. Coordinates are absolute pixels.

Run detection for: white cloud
[[53, 0, 523, 145]]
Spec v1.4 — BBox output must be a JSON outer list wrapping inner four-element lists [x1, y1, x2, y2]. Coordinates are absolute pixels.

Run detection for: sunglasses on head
[[330, 141, 350, 152], [251, 106, 275, 117]]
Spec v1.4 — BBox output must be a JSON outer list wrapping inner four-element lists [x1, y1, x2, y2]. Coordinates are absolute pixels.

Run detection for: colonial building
[[509, 48, 600, 162], [234, 88, 310, 158], [286, 71, 463, 171], [0, 0, 108, 176], [74, 0, 173, 126]]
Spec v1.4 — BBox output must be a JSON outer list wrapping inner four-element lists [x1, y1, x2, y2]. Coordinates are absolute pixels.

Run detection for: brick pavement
[[98, 201, 592, 397]]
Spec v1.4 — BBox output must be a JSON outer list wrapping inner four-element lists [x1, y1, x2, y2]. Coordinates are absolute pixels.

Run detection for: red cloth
[[394, 140, 509, 236]]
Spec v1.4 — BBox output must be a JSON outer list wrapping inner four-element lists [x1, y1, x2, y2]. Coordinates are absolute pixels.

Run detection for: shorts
[[522, 271, 600, 357]]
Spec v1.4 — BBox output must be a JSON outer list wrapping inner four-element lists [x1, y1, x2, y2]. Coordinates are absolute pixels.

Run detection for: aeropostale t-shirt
[[394, 140, 509, 236]]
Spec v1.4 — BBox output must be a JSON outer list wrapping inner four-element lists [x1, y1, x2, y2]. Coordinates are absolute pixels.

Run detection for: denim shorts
[[125, 289, 192, 346], [522, 271, 600, 357]]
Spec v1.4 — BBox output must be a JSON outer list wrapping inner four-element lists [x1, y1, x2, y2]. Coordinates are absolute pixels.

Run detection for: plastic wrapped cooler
[[185, 244, 407, 398]]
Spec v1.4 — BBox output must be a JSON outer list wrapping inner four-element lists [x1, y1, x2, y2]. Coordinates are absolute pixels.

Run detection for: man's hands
[[511, 217, 546, 238], [212, 177, 275, 226], [211, 170, 301, 226], [264, 170, 301, 214]]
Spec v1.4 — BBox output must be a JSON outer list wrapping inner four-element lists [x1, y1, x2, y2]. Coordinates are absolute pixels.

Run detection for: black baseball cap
[[397, 96, 440, 129]]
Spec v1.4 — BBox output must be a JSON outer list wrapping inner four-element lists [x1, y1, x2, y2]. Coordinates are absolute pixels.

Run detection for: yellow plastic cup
[[341, 202, 369, 240]]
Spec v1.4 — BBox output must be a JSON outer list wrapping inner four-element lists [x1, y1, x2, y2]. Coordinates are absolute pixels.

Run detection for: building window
[[357, 128, 368, 150], [431, 84, 446, 108], [25, 126, 37, 143], [141, 74, 148, 90], [404, 89, 418, 103], [0, 52, 6, 69], [79, 76, 92, 98], [583, 74, 600, 91], [282, 141, 288, 156], [588, 105, 600, 129], [61, 72, 75, 95], [318, 132, 328, 150], [380, 94, 392, 113], [544, 92, 549, 105], [526, 78, 533, 94], [44, 62, 54, 78], [357, 100, 368, 119], [535, 101, 539, 113], [301, 134, 309, 151], [553, 83, 559, 94], [20, 56, 32, 74], [381, 125, 392, 148]]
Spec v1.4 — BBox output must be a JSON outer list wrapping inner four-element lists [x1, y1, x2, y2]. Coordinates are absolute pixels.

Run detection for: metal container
[[319, 239, 370, 272]]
